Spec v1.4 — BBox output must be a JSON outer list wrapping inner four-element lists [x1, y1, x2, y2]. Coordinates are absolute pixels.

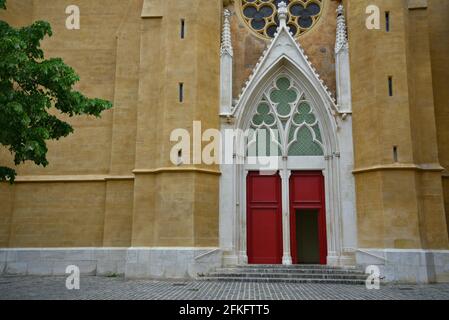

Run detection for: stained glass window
[[247, 76, 324, 157]]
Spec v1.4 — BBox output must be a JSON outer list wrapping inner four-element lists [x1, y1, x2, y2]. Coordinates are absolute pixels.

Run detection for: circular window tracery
[[238, 0, 324, 39]]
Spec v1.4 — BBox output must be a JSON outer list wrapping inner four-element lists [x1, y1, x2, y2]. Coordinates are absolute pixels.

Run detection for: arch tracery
[[246, 75, 324, 157]]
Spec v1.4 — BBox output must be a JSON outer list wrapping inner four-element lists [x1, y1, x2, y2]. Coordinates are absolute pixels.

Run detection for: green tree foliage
[[0, 0, 112, 183]]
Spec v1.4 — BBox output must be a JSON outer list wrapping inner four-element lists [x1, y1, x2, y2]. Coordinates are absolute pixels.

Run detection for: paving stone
[[0, 276, 449, 300]]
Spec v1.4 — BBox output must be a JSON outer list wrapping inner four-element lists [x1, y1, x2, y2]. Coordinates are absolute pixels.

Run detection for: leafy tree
[[0, 0, 112, 183]]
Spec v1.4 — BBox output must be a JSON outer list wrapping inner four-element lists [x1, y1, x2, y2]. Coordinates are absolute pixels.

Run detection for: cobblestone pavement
[[1, 276, 449, 300]]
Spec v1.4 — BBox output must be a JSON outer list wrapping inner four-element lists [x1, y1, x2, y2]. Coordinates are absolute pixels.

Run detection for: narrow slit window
[[388, 76, 393, 96], [181, 19, 185, 39], [386, 12, 390, 32], [393, 146, 398, 162], [179, 83, 184, 102], [177, 149, 183, 165]]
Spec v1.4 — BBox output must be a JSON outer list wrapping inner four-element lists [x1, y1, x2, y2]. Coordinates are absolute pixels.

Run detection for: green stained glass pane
[[288, 126, 324, 156], [276, 77, 291, 90], [294, 102, 316, 125], [312, 124, 322, 143], [293, 113, 302, 124], [265, 114, 275, 126], [298, 102, 311, 114], [252, 114, 263, 126], [257, 103, 270, 114], [251, 127, 281, 157], [246, 128, 257, 157], [288, 124, 297, 143], [252, 102, 275, 126], [270, 77, 297, 117]]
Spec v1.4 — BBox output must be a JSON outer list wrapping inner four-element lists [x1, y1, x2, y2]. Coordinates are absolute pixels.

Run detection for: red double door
[[246, 171, 327, 265]]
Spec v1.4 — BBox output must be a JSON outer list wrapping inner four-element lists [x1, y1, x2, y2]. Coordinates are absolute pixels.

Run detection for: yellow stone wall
[[346, 0, 449, 249], [0, 184, 13, 247], [131, 0, 221, 247], [0, 0, 221, 248], [9, 182, 106, 247], [428, 0, 449, 238]]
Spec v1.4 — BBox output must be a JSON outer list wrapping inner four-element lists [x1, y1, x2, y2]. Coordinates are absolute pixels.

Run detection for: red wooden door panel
[[247, 172, 282, 264], [289, 171, 327, 265]]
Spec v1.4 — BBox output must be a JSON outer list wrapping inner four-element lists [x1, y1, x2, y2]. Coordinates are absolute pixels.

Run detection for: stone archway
[[219, 6, 357, 267], [233, 62, 341, 265]]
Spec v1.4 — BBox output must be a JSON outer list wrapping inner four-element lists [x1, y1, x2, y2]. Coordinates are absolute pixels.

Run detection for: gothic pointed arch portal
[[235, 60, 335, 266], [219, 5, 357, 267]]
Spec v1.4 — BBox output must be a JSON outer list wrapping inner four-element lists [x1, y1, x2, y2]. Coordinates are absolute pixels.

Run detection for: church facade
[[1, 0, 449, 283]]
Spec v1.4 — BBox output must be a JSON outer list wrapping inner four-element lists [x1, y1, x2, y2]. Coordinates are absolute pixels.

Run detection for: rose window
[[238, 0, 324, 39]]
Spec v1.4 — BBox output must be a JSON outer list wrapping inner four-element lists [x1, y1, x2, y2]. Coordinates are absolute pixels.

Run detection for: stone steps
[[225, 264, 357, 269], [199, 276, 366, 285], [214, 268, 362, 275], [198, 265, 368, 285], [207, 272, 367, 280]]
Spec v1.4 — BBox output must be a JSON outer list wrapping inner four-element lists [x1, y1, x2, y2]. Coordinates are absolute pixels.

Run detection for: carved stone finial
[[337, 2, 344, 15], [224, 8, 232, 19], [221, 9, 233, 56], [277, 2, 288, 28], [335, 3, 349, 53]]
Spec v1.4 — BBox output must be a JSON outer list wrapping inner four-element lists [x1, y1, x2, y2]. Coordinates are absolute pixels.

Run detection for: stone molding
[[10, 168, 222, 183], [408, 0, 428, 10], [353, 163, 445, 174], [141, 0, 162, 18], [133, 167, 221, 176], [13, 175, 134, 183]]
